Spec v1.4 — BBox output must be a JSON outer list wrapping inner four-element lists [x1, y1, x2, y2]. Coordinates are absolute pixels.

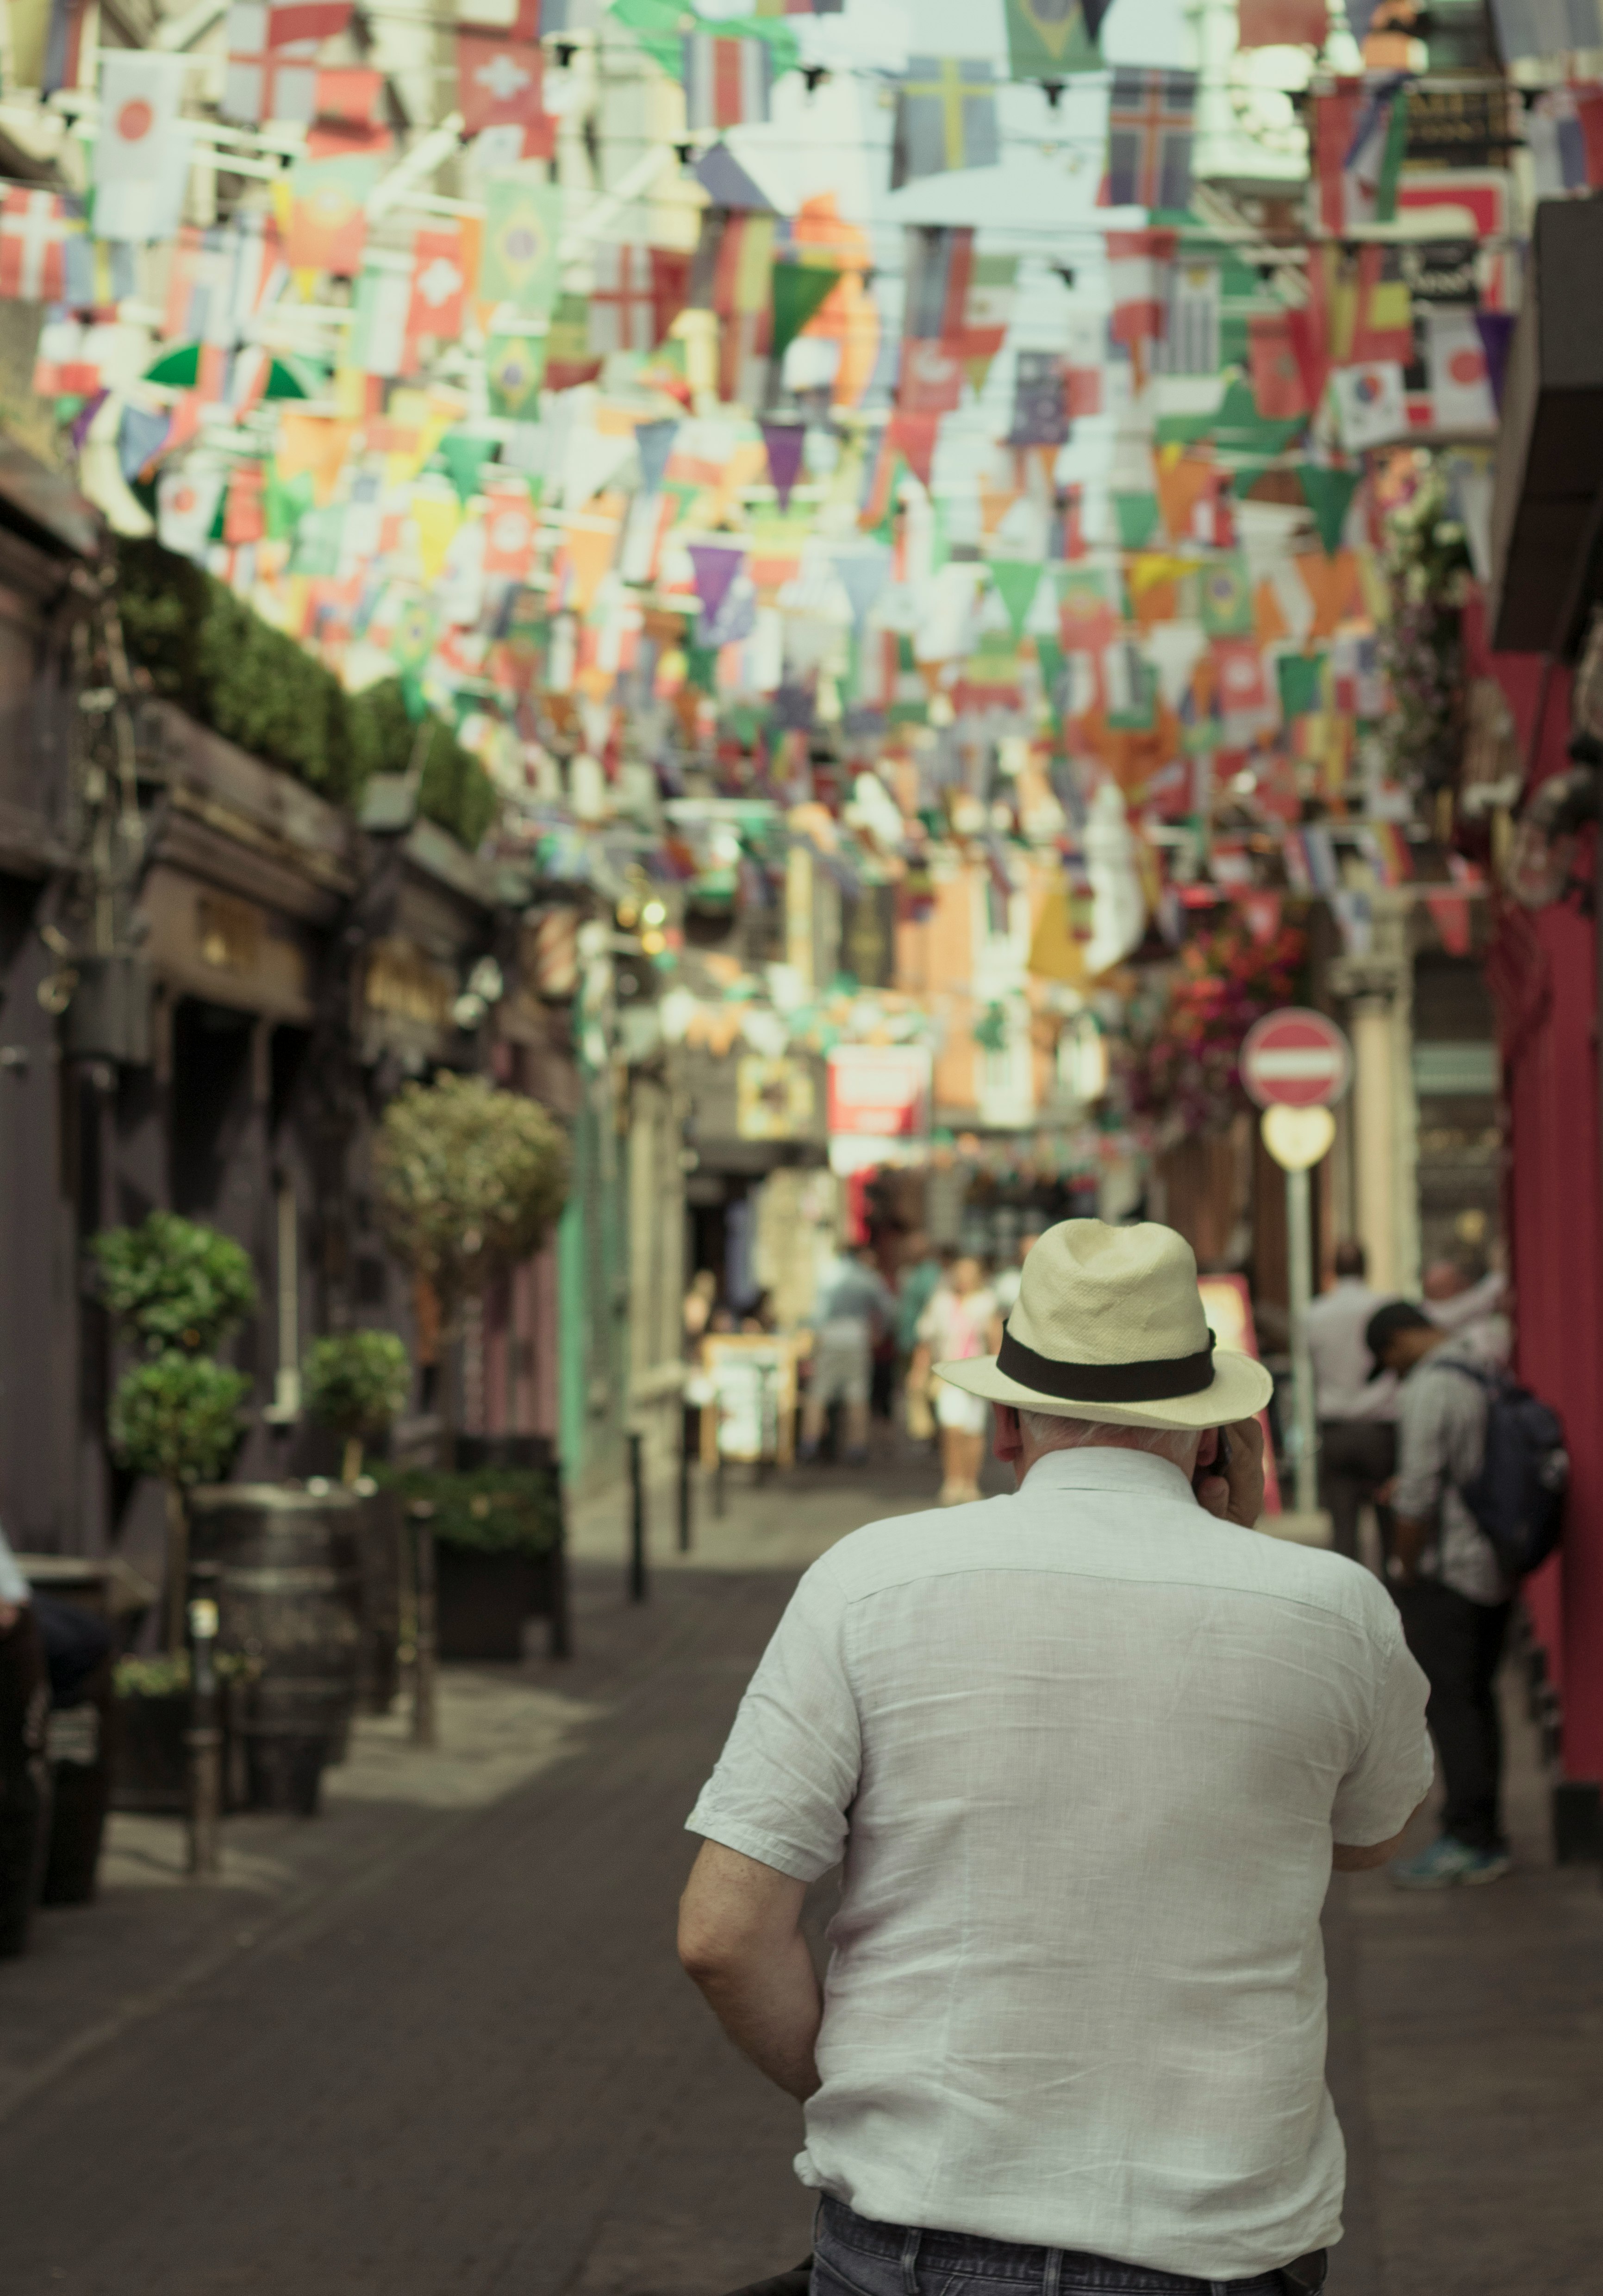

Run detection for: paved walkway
[[2, 1446, 1599, 2295]]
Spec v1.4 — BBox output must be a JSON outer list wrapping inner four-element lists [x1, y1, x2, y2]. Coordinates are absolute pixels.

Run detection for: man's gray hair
[[1017, 1408, 1198, 1468]]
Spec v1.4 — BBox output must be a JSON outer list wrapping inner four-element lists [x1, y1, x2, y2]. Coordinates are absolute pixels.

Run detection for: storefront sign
[[826, 1044, 932, 1137], [365, 938, 456, 1029], [736, 1056, 817, 1142]]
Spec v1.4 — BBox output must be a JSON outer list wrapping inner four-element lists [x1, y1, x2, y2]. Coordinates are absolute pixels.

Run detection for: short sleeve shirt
[[687, 1448, 1433, 2282]]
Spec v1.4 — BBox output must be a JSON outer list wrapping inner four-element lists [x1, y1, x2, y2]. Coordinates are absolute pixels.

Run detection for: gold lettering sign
[[196, 892, 262, 974], [365, 939, 456, 1029]]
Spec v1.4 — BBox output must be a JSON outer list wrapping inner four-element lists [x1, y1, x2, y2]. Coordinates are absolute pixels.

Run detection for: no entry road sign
[[1240, 1009, 1352, 1111]]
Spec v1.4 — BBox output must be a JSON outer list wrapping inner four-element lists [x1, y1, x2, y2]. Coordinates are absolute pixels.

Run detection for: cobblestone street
[[4, 1454, 1601, 2296]]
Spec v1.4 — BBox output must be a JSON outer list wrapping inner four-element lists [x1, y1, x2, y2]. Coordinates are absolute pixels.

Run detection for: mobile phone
[[1194, 1428, 1231, 1496]]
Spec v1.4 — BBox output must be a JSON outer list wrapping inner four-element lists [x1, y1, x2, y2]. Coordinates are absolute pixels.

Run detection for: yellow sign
[[1260, 1104, 1335, 1172]]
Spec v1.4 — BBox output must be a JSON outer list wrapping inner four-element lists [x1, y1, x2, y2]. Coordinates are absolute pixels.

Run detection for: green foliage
[[116, 538, 498, 850], [111, 1353, 251, 1486], [93, 1211, 258, 1355], [374, 1073, 570, 1317], [370, 1466, 561, 1557], [113, 1649, 255, 1697], [303, 1330, 411, 1438]]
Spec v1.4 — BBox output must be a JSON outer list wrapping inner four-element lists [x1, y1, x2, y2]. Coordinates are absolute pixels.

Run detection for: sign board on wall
[[826, 1044, 932, 1139]]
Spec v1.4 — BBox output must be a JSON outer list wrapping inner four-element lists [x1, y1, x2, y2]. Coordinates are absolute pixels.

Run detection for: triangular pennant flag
[[1475, 311, 1516, 410], [760, 420, 806, 510], [830, 545, 891, 628], [1297, 465, 1360, 555], [693, 143, 776, 212], [770, 261, 842, 361], [990, 560, 1041, 641], [635, 418, 678, 494], [687, 539, 744, 622]]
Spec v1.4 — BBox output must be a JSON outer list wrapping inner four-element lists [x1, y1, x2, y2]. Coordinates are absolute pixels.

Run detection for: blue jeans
[[811, 2196, 1293, 2296]]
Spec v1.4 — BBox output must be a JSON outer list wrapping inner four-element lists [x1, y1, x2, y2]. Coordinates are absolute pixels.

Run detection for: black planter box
[[433, 1545, 549, 1663]]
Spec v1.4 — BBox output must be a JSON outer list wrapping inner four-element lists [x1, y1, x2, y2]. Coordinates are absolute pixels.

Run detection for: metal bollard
[[677, 1404, 693, 1555], [628, 1431, 647, 1603], [410, 1503, 438, 1748], [186, 1561, 223, 1880]]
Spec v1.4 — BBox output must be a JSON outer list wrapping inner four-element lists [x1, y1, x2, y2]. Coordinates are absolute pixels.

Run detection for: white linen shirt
[[1304, 1279, 1399, 1423], [686, 1448, 1432, 2281]]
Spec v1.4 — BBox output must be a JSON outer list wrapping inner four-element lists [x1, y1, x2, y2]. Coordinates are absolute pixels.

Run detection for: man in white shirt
[[1304, 1241, 1399, 1564], [679, 1221, 1432, 2296]]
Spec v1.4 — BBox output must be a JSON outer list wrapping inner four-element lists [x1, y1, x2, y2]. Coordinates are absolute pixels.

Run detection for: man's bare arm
[[678, 1840, 822, 2102], [1332, 1799, 1428, 1871]]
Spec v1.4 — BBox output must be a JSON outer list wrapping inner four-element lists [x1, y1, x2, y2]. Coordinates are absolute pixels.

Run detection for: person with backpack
[[1364, 1299, 1566, 1889]]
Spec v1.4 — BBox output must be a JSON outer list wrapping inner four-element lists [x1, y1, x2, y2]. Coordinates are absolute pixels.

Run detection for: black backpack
[[1439, 1361, 1568, 1579]]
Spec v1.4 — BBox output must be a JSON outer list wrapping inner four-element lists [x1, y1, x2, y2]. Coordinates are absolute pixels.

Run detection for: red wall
[[1467, 601, 1603, 1779]]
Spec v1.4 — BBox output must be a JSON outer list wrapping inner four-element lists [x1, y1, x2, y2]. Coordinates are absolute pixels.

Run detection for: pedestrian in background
[[894, 1235, 947, 1445], [799, 1243, 894, 1469], [1305, 1241, 1398, 1566], [1365, 1299, 1511, 1888], [908, 1254, 1000, 1504], [680, 1220, 1431, 2296], [1422, 1251, 1509, 1367], [991, 1229, 1038, 1321]]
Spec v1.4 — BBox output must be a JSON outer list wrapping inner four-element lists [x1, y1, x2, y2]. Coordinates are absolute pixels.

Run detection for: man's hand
[[1391, 1514, 1430, 1586], [678, 1841, 821, 2103], [0, 1601, 19, 1635], [1194, 1417, 1266, 1528]]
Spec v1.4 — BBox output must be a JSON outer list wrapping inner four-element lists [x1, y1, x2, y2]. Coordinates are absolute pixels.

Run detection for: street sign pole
[[1258, 1099, 1339, 1523], [1285, 1160, 1318, 1516]]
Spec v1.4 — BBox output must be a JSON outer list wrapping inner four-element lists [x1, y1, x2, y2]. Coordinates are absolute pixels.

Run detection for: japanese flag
[[157, 463, 227, 560], [1424, 308, 1496, 436], [1331, 362, 1408, 453], [95, 51, 192, 243]]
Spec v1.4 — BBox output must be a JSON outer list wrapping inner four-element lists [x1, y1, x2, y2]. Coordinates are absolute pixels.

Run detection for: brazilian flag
[[477, 177, 562, 316], [486, 330, 548, 421], [1004, 0, 1106, 80], [1199, 554, 1254, 639]]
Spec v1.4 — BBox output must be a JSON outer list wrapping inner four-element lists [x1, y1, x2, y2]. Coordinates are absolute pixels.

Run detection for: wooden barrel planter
[[188, 1484, 363, 1817]]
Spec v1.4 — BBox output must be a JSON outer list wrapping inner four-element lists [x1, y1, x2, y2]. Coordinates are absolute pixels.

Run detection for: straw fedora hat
[[936, 1218, 1273, 1432]]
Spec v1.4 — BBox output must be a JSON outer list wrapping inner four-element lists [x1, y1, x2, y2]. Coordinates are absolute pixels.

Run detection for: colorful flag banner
[[95, 50, 191, 243], [0, 188, 73, 302], [477, 175, 562, 314], [1100, 69, 1196, 212], [1247, 311, 1309, 419], [1006, 351, 1068, 446], [1424, 307, 1497, 432], [223, 3, 317, 125], [485, 328, 547, 418], [1003, 0, 1107, 78], [1238, 0, 1329, 42], [407, 226, 466, 355], [682, 34, 772, 130], [771, 261, 841, 360], [891, 56, 1000, 187], [1331, 362, 1407, 451], [760, 420, 806, 509], [283, 153, 379, 274], [458, 32, 549, 139], [1107, 228, 1176, 353], [1199, 554, 1254, 637]]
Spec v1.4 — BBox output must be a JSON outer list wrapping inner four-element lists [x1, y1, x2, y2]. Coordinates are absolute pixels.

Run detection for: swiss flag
[[1212, 639, 1269, 717], [458, 32, 548, 134], [482, 484, 536, 579], [407, 226, 466, 355]]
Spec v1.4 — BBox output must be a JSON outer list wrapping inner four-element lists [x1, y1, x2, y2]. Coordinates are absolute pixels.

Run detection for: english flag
[[222, 4, 316, 125], [0, 189, 74, 303], [95, 51, 191, 243]]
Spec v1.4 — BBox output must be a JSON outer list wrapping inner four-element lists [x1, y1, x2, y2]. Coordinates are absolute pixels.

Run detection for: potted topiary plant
[[303, 1330, 412, 1714], [373, 1076, 570, 1733], [302, 1329, 411, 1486], [373, 1074, 568, 1466], [94, 1213, 256, 1651]]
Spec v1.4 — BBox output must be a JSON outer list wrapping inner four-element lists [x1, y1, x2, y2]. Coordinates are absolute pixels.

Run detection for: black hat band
[[996, 1327, 1217, 1404]]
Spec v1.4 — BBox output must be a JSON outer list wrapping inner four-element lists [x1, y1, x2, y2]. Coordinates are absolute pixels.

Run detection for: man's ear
[[992, 1404, 1023, 1461], [1195, 1427, 1221, 1470]]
